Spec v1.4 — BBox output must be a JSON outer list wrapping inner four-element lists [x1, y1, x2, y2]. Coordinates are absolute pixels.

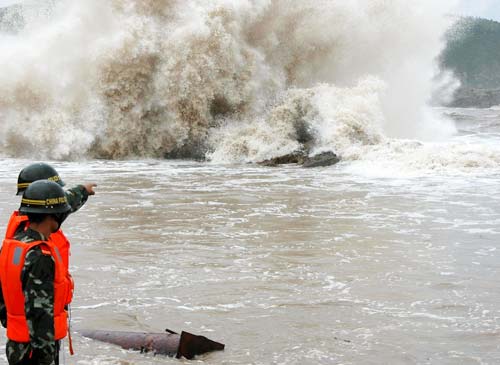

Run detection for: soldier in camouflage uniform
[[0, 181, 73, 365], [0, 164, 96, 364]]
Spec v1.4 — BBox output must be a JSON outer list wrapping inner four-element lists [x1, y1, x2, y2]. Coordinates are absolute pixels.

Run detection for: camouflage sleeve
[[0, 247, 5, 327], [0, 280, 6, 328], [65, 185, 89, 213], [21, 247, 56, 362]]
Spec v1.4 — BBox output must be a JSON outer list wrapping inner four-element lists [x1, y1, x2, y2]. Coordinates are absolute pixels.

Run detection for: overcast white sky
[[458, 0, 500, 21], [0, 0, 20, 8], [1, 0, 500, 21]]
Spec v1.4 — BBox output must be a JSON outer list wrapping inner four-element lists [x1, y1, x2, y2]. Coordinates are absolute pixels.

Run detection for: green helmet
[[20, 180, 71, 214], [17, 163, 65, 196]]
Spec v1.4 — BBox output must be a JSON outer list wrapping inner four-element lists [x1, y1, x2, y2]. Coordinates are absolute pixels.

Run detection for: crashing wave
[[0, 0, 465, 165]]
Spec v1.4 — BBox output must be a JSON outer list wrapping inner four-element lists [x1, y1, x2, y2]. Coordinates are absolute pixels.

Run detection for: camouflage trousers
[[6, 340, 57, 365]]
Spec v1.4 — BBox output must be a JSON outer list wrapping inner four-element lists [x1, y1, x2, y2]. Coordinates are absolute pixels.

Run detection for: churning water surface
[[1, 1, 500, 363], [0, 108, 499, 365]]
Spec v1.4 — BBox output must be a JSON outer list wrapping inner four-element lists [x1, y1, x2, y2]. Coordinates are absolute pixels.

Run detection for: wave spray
[[0, 0, 459, 162]]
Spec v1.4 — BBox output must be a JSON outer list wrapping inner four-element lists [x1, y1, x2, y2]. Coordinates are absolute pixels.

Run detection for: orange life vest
[[4, 211, 74, 305], [4, 211, 29, 241], [0, 238, 69, 342]]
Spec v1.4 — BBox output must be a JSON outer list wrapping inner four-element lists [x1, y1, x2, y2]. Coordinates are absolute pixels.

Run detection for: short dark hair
[[27, 213, 49, 224]]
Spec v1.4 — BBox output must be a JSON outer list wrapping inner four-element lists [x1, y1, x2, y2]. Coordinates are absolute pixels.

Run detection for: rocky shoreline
[[447, 87, 500, 109]]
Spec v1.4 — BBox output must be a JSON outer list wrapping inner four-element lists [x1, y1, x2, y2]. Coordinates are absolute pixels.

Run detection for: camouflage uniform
[[64, 185, 90, 213], [5, 228, 56, 365], [0, 185, 89, 364]]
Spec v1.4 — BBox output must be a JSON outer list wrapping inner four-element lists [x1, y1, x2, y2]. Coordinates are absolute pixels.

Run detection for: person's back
[[3, 163, 96, 304], [0, 181, 72, 365], [2, 228, 62, 364]]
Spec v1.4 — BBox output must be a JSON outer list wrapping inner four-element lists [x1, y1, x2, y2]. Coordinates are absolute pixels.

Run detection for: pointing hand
[[83, 183, 97, 196]]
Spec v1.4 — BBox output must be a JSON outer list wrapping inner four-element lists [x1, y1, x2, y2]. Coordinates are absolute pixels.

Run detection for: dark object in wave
[[79, 328, 225, 360], [259, 151, 340, 168], [302, 151, 341, 168]]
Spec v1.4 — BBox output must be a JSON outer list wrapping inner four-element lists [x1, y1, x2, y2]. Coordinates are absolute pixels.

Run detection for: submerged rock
[[259, 151, 340, 168], [258, 151, 306, 167], [302, 151, 340, 168]]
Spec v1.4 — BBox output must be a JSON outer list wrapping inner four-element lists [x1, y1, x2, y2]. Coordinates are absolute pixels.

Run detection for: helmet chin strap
[[53, 212, 69, 229]]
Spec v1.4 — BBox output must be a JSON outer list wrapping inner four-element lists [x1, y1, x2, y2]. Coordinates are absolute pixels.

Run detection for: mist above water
[[0, 0, 463, 163]]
